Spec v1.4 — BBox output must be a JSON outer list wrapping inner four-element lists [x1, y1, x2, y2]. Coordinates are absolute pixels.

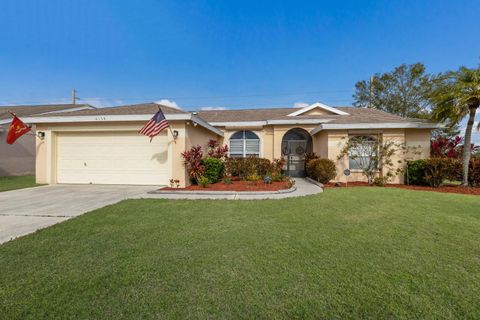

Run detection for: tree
[[353, 63, 433, 118], [430, 66, 480, 186]]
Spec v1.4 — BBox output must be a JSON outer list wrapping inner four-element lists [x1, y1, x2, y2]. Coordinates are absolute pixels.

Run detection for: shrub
[[207, 139, 229, 159], [181, 145, 204, 182], [272, 172, 283, 182], [373, 176, 389, 186], [431, 135, 480, 159], [270, 158, 286, 176], [305, 152, 319, 164], [197, 176, 209, 188], [223, 177, 232, 185], [423, 158, 460, 188], [306, 158, 337, 184], [405, 160, 428, 186], [225, 157, 273, 179], [202, 157, 224, 183], [469, 158, 480, 186], [284, 176, 296, 188]]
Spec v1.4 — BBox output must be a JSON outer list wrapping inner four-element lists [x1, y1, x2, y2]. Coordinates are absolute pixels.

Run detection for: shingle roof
[[35, 102, 187, 117], [24, 102, 435, 126], [0, 104, 92, 121], [196, 106, 432, 124]]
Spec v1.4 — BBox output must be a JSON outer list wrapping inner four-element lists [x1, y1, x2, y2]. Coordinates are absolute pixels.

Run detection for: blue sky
[[0, 0, 479, 140]]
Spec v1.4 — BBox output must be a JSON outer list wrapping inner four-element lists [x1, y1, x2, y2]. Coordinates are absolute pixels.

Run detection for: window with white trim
[[348, 135, 378, 170], [229, 130, 260, 157]]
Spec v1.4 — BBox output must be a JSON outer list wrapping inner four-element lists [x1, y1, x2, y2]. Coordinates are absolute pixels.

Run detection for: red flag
[[6, 113, 31, 144]]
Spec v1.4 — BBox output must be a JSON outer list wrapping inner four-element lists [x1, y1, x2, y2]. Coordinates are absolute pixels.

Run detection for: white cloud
[[155, 99, 181, 110], [293, 102, 309, 108], [200, 106, 228, 111]]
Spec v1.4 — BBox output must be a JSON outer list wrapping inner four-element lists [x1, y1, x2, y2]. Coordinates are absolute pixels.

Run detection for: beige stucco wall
[[0, 124, 36, 176], [319, 128, 432, 184]]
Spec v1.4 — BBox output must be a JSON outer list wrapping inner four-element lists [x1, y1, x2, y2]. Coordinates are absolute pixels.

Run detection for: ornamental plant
[[306, 158, 336, 184], [423, 158, 461, 187], [202, 157, 224, 183], [207, 139, 229, 159], [181, 145, 205, 183], [430, 135, 479, 159]]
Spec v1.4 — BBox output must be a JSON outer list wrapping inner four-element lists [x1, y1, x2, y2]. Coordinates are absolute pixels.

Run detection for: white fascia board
[[17, 113, 223, 136], [311, 122, 443, 135], [191, 116, 224, 136], [287, 102, 349, 116], [208, 121, 267, 127]]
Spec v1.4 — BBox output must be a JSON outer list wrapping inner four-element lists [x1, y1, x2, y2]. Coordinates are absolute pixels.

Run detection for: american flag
[[139, 108, 170, 141]]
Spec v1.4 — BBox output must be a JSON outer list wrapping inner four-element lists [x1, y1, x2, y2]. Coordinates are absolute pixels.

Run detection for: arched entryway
[[281, 128, 312, 177]]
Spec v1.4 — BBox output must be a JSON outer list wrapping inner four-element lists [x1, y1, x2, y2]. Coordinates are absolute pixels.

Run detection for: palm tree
[[430, 66, 480, 186]]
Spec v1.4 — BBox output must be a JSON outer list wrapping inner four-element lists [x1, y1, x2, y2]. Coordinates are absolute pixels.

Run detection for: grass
[[1, 188, 480, 319], [0, 175, 41, 192]]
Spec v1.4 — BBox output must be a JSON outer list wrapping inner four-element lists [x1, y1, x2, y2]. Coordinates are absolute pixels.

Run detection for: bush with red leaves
[[207, 139, 229, 159], [181, 145, 205, 182]]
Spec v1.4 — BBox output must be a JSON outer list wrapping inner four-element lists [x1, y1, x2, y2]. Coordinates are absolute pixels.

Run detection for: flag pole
[[158, 106, 177, 142]]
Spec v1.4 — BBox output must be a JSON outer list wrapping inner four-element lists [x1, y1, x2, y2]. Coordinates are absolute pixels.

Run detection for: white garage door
[[56, 131, 170, 185]]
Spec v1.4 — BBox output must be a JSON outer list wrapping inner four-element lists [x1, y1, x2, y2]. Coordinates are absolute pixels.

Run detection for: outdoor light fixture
[[173, 130, 179, 139], [37, 131, 45, 140]]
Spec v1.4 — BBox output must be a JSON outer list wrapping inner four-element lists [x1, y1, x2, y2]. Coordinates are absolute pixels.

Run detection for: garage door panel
[[56, 132, 170, 185]]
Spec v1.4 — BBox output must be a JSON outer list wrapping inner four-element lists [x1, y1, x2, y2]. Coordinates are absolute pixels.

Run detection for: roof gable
[[287, 102, 349, 116]]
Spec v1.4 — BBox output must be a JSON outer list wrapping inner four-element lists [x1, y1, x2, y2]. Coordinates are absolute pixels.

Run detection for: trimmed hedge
[[306, 158, 337, 184], [406, 158, 461, 187], [405, 160, 428, 186], [224, 157, 285, 179], [202, 157, 224, 183]]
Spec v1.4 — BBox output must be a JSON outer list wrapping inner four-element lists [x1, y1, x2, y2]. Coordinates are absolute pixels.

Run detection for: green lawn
[[1, 188, 480, 319], [0, 175, 40, 192]]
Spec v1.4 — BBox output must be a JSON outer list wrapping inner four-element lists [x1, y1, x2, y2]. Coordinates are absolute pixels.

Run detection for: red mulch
[[324, 182, 480, 196], [161, 180, 290, 192]]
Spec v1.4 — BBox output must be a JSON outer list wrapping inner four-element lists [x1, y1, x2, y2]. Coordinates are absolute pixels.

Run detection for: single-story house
[[0, 104, 94, 176], [23, 102, 440, 187]]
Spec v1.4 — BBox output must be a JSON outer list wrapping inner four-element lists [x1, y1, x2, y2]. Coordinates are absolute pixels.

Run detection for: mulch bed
[[325, 182, 480, 196], [161, 180, 290, 192]]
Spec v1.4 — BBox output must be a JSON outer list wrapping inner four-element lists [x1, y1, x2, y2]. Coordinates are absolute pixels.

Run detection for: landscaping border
[[148, 185, 297, 195]]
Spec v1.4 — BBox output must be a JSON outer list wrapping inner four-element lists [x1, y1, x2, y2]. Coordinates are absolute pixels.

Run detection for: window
[[229, 130, 260, 157], [348, 135, 378, 170]]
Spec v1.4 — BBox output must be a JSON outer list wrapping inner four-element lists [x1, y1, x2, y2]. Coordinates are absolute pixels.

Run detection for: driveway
[[0, 185, 156, 244]]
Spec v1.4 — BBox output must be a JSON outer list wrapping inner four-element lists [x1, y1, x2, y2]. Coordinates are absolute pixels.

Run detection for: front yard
[[0, 175, 41, 192], [1, 188, 479, 319]]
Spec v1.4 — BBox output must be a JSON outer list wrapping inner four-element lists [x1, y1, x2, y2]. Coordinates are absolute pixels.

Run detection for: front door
[[284, 140, 307, 177]]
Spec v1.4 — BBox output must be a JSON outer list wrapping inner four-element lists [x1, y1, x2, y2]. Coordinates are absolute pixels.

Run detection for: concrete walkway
[[141, 178, 322, 200], [0, 185, 154, 244]]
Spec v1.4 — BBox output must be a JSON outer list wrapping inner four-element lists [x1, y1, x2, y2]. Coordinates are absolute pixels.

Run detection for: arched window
[[348, 135, 378, 170], [229, 130, 260, 158]]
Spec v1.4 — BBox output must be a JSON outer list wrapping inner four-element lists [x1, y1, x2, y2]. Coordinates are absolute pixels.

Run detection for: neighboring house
[[24, 102, 440, 187], [0, 104, 94, 176]]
